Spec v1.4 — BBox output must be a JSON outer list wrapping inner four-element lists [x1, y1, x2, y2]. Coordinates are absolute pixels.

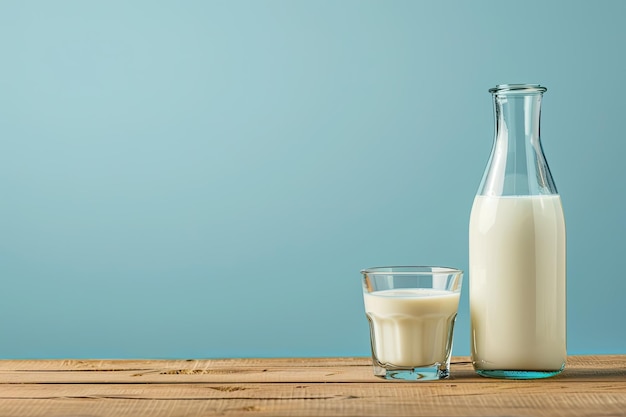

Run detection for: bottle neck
[[495, 93, 542, 148], [477, 92, 557, 196]]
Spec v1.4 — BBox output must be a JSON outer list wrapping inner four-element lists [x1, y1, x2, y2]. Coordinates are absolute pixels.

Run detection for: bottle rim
[[489, 84, 547, 94]]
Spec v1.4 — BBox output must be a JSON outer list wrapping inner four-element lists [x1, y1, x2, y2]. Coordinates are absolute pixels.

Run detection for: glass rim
[[489, 83, 547, 94], [360, 266, 463, 275]]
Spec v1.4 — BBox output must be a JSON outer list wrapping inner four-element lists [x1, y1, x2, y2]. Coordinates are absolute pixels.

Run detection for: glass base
[[373, 363, 449, 381], [475, 369, 564, 380]]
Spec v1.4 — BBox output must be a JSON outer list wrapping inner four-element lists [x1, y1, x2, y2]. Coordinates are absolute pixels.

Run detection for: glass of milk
[[361, 266, 463, 380]]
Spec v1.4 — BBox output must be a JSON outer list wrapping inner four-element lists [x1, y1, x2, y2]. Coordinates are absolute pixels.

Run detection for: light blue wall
[[1, 1, 624, 358]]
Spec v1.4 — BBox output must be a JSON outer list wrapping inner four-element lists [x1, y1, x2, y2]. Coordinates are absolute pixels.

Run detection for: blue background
[[1, 1, 624, 359]]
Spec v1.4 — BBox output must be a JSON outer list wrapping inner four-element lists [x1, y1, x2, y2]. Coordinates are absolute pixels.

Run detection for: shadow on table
[[448, 361, 626, 382]]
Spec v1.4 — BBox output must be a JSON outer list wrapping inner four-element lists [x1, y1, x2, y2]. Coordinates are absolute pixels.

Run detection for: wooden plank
[[0, 356, 624, 384], [0, 390, 624, 417], [0, 355, 621, 372], [0, 363, 377, 384], [0, 381, 624, 399], [0, 356, 623, 417], [0, 356, 422, 384], [0, 357, 370, 371]]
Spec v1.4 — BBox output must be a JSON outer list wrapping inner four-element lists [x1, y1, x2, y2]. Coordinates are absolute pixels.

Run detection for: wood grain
[[0, 356, 624, 416]]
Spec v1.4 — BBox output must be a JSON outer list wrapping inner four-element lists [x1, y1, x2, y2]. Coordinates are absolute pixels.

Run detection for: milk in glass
[[364, 289, 460, 367]]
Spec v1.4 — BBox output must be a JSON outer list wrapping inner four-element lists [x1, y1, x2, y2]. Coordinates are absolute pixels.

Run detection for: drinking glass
[[361, 266, 463, 380]]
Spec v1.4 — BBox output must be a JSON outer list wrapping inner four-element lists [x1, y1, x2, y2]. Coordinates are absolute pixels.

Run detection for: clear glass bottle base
[[373, 363, 449, 381], [476, 369, 563, 380]]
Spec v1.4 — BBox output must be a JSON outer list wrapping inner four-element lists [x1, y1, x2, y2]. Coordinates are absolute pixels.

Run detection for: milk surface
[[469, 194, 566, 371], [364, 289, 460, 367]]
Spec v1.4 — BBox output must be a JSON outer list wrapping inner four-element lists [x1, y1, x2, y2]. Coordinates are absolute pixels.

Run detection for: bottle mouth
[[489, 84, 547, 94]]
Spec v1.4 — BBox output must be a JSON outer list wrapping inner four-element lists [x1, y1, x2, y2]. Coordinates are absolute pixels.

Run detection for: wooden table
[[0, 356, 624, 416]]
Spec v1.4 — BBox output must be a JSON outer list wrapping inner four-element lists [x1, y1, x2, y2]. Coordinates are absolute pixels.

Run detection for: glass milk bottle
[[469, 84, 566, 379]]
